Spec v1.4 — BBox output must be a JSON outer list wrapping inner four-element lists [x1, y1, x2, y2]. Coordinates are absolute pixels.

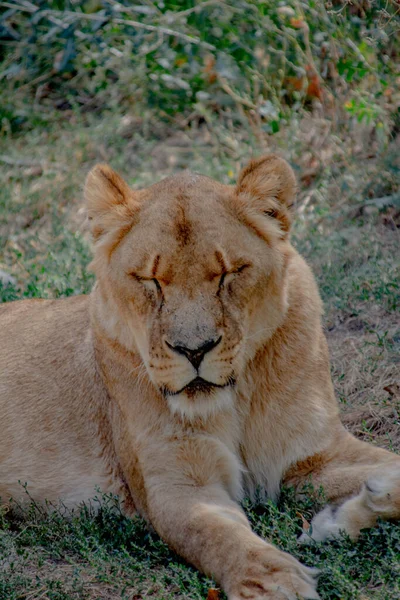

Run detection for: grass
[[0, 114, 399, 600], [1, 487, 400, 599], [1, 1, 400, 598]]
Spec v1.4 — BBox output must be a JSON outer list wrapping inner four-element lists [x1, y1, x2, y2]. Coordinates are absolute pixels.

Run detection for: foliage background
[[0, 1, 399, 599]]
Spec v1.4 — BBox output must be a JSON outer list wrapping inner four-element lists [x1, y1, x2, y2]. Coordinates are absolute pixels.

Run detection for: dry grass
[[2, 550, 177, 600], [328, 314, 400, 450]]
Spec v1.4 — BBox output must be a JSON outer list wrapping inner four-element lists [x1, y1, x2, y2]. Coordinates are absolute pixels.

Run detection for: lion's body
[[0, 297, 117, 506], [1, 156, 399, 600]]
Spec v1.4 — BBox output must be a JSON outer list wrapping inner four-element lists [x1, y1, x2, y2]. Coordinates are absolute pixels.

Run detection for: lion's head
[[85, 155, 296, 419]]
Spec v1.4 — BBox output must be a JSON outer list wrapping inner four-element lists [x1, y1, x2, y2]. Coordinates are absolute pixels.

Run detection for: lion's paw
[[298, 505, 342, 544], [364, 467, 400, 518], [299, 466, 400, 545], [227, 545, 320, 599]]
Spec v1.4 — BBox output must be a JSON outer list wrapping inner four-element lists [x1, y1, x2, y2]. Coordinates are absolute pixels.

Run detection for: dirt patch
[[1, 546, 178, 600], [327, 312, 400, 450]]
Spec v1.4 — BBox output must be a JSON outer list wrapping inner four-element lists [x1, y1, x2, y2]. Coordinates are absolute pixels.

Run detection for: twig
[[113, 17, 216, 50], [346, 38, 374, 71], [13, 71, 53, 89], [0, 155, 43, 167], [218, 78, 257, 110], [365, 193, 400, 208], [19, 0, 38, 10], [0, 1, 37, 11], [160, 0, 224, 20], [138, 31, 164, 55], [294, 0, 321, 77], [36, 9, 216, 50], [0, 155, 68, 171]]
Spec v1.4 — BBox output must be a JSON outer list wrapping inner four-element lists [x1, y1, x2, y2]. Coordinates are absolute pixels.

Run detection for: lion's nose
[[166, 336, 222, 370]]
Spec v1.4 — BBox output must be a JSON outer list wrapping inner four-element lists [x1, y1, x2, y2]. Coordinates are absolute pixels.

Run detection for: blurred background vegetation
[[0, 2, 400, 599], [1, 0, 399, 137]]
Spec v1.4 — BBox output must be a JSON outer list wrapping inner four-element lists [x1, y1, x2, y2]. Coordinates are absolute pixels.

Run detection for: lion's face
[[86, 156, 296, 419]]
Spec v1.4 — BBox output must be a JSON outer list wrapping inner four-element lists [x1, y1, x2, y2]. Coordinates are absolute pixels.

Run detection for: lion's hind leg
[[299, 464, 400, 543], [286, 431, 400, 544]]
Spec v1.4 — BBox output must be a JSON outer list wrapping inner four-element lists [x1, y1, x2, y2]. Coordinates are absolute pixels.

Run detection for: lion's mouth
[[164, 376, 236, 398]]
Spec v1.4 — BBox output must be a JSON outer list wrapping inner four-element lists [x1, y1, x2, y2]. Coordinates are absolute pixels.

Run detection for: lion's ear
[[236, 154, 296, 235], [85, 164, 138, 240]]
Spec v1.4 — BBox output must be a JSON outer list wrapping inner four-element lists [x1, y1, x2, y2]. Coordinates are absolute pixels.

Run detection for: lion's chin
[[166, 386, 235, 421]]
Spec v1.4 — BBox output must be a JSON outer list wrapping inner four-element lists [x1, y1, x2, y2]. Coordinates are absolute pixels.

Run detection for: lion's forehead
[[115, 173, 268, 286], [140, 169, 232, 216], [126, 185, 248, 259]]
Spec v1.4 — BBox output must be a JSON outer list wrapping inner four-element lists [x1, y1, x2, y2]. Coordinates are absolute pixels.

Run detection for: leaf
[[383, 384, 400, 398], [207, 589, 220, 600], [296, 511, 310, 533], [290, 17, 306, 29]]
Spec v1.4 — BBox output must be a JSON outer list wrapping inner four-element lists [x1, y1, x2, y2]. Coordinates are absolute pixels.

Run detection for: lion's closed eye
[[129, 273, 162, 296], [218, 264, 250, 289]]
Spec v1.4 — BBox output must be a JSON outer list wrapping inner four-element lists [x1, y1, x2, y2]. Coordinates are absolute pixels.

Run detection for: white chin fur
[[166, 387, 234, 420]]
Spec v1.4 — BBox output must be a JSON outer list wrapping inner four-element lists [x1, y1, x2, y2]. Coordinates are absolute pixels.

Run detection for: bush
[[0, 0, 399, 138]]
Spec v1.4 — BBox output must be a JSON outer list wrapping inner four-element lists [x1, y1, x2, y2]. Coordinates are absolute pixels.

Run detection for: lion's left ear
[[236, 154, 296, 235], [85, 164, 138, 240]]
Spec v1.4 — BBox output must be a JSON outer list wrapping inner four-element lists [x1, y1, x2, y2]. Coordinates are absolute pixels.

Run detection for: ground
[[0, 113, 399, 600]]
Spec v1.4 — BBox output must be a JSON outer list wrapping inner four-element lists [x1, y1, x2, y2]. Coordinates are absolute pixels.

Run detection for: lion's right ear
[[85, 164, 138, 240]]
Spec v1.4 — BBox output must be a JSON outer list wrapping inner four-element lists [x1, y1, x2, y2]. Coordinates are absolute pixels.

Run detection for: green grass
[[1, 488, 400, 600]]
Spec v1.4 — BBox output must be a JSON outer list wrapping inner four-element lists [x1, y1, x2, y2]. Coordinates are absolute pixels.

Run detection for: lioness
[[1, 155, 399, 599]]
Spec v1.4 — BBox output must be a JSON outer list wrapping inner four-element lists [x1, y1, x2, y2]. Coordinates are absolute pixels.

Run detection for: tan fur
[[1, 155, 400, 600]]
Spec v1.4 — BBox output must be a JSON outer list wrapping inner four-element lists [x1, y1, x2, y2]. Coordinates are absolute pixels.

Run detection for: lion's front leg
[[149, 486, 319, 599], [286, 429, 400, 544], [138, 436, 320, 600]]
